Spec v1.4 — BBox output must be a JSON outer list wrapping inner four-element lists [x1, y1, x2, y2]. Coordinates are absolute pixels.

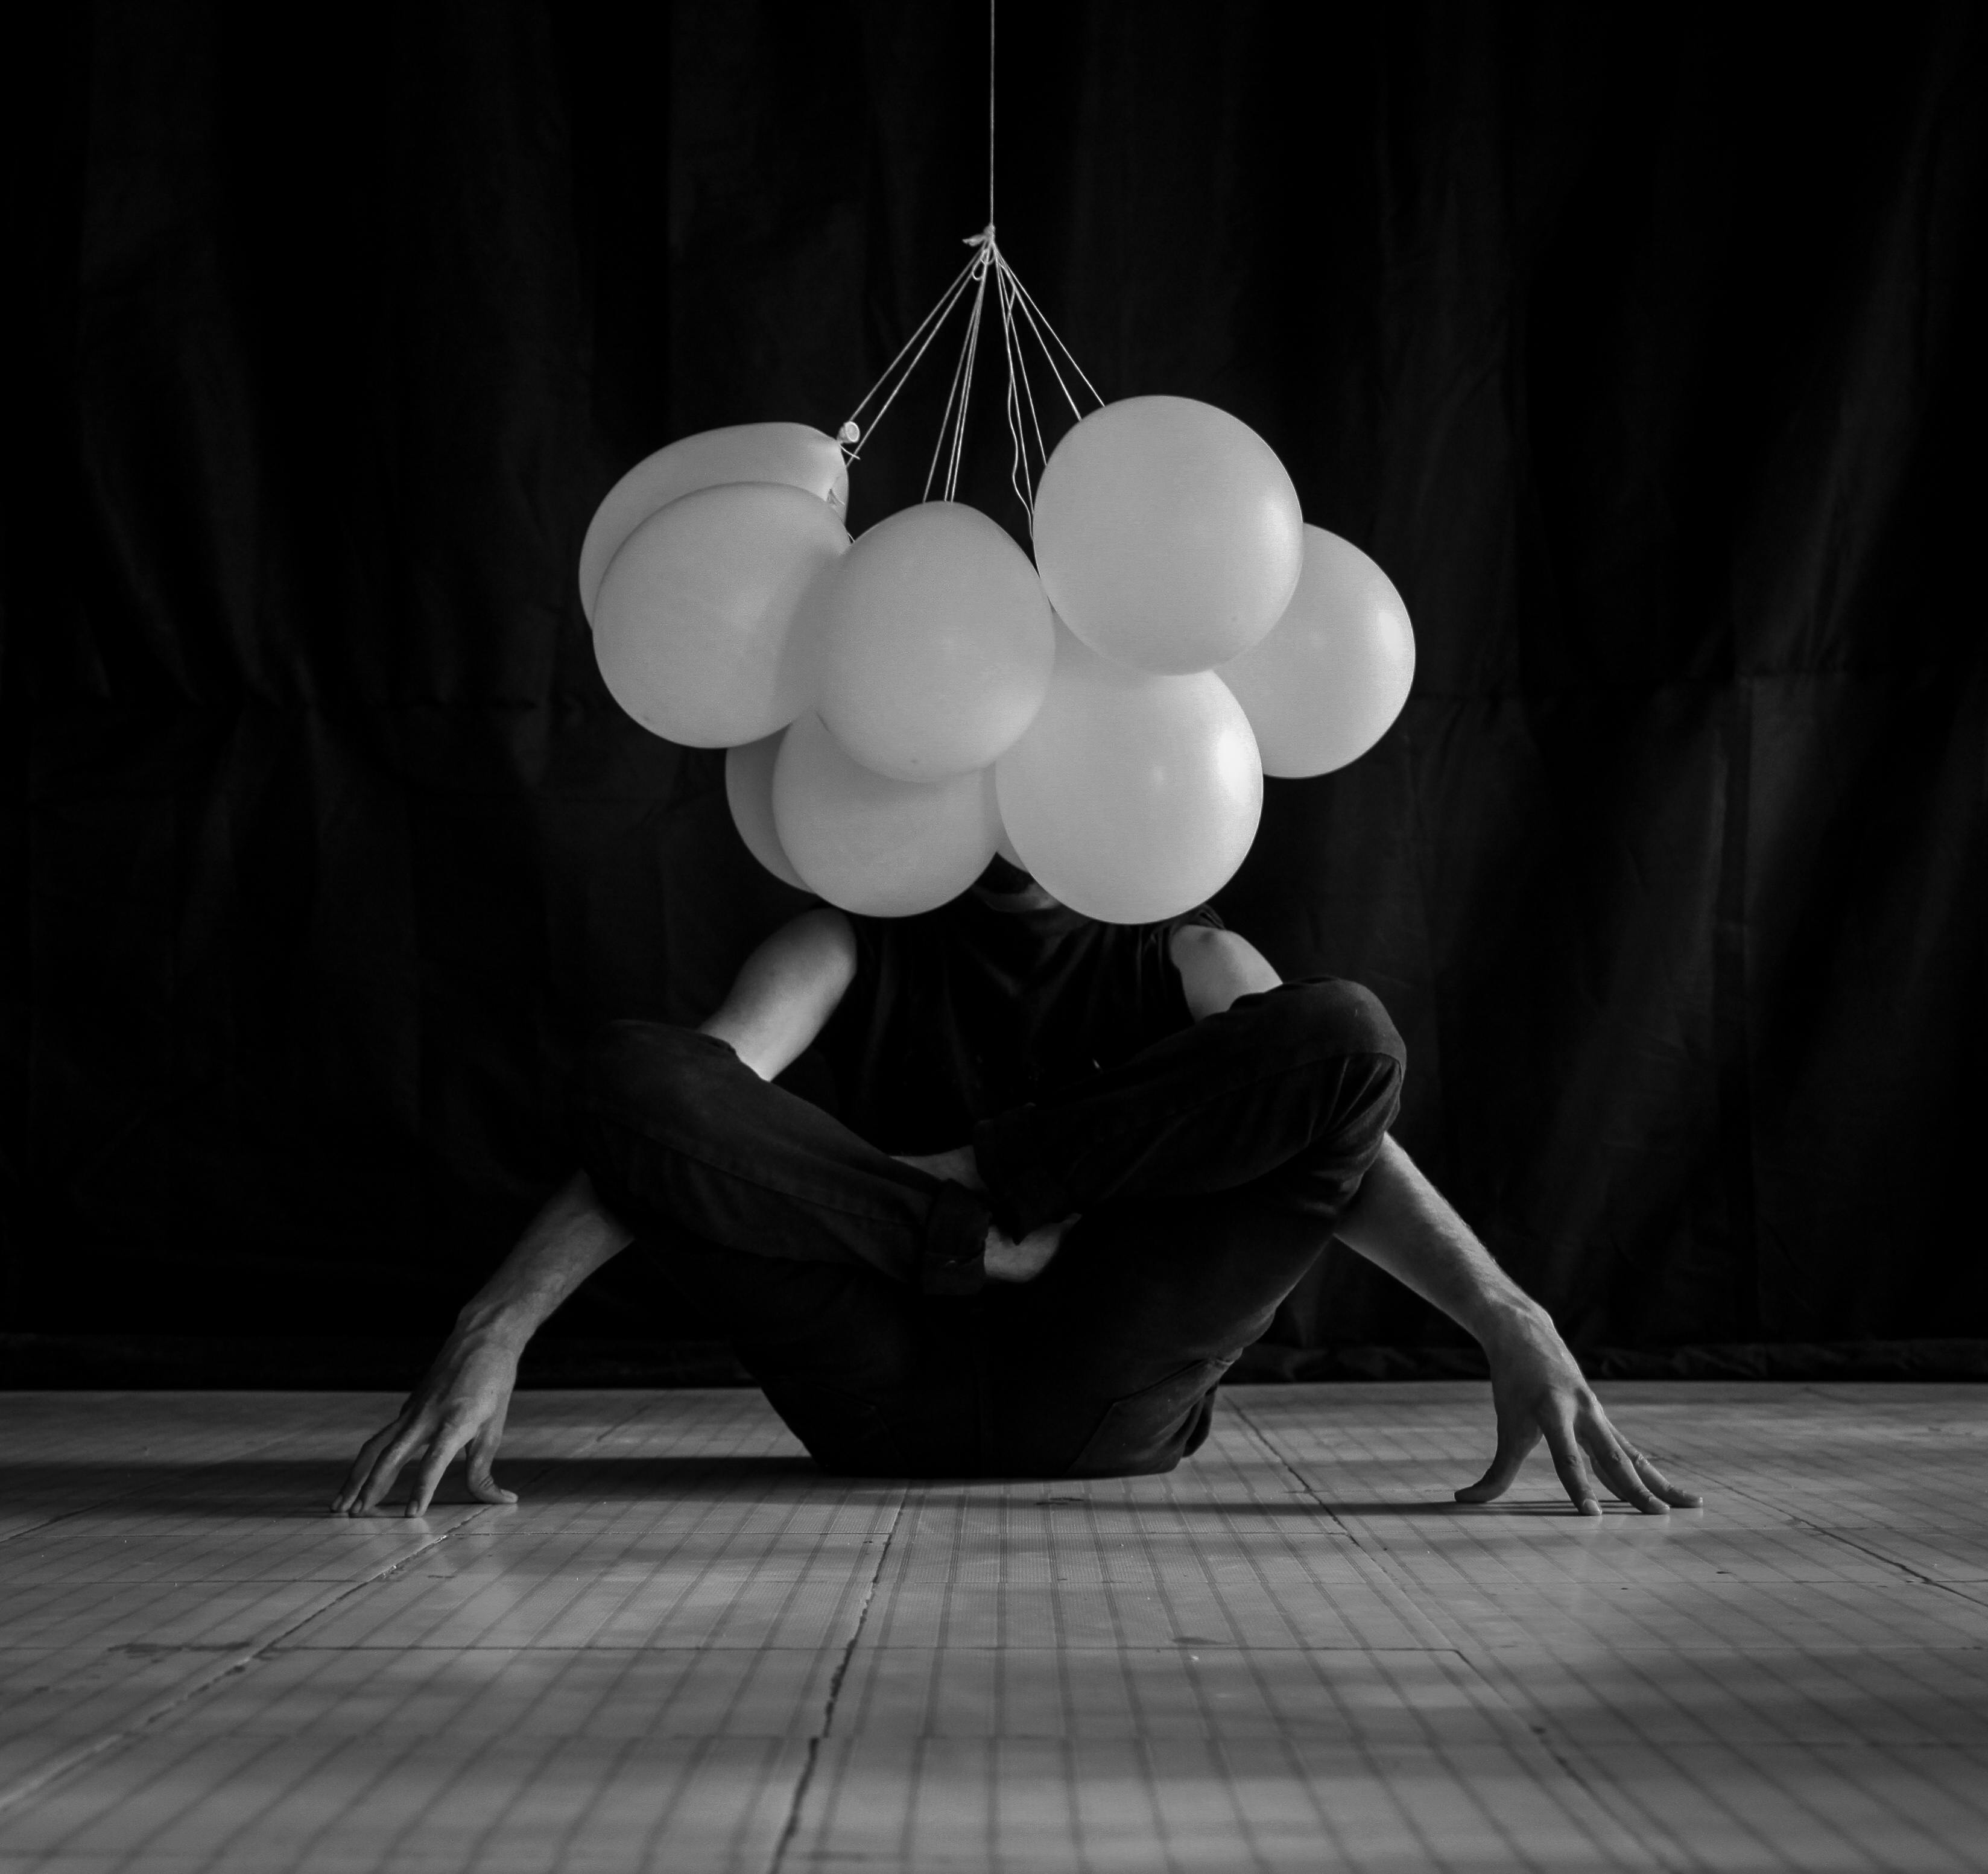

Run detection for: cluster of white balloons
[[581, 398, 1414, 923]]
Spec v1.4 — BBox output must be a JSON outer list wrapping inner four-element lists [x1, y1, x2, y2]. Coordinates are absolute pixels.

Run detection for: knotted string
[[837, 1, 1100, 521]]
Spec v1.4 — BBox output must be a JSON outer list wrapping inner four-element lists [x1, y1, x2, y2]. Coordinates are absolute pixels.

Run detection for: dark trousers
[[568, 980, 1404, 1479]]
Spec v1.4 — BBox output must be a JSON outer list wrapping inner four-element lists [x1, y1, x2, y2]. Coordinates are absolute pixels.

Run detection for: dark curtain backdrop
[[7, 2, 1986, 1381]]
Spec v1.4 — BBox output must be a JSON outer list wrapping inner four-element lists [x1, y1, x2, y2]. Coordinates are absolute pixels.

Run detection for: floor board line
[[1226, 1393, 1703, 1872], [5, 1385, 1987, 1871], [0, 1504, 496, 1822], [1702, 1481, 1981, 1597], [767, 1487, 909, 1874]]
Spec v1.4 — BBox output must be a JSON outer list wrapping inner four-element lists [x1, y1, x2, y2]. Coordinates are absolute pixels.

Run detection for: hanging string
[[925, 236, 994, 502], [836, 0, 1101, 521], [835, 250, 978, 461], [1004, 267, 1103, 412], [987, 0, 996, 228], [995, 253, 1043, 516]]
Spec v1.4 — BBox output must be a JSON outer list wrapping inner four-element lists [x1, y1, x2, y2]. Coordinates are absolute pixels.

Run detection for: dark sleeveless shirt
[[812, 891, 1224, 1153]]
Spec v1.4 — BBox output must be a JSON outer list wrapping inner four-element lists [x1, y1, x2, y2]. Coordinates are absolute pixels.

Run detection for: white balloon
[[996, 626, 1263, 924], [579, 422, 849, 624], [725, 731, 809, 891], [814, 502, 1056, 780], [593, 481, 847, 749], [1217, 526, 1415, 777], [1032, 396, 1303, 675], [773, 712, 999, 917]]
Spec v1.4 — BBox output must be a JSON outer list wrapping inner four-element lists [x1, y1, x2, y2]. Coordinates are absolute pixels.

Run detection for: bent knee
[[1277, 978, 1405, 1067]]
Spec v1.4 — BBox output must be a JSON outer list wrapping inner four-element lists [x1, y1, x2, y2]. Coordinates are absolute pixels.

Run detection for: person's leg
[[976, 979, 1404, 1477], [572, 1022, 990, 1294], [974, 977, 1404, 1239], [566, 1021, 987, 1473]]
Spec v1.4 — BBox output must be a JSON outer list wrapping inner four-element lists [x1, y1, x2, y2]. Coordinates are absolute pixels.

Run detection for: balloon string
[[838, 254, 978, 464], [988, 0, 996, 227], [951, 264, 990, 499], [837, 0, 1105, 521], [921, 278, 977, 500], [831, 0, 1113, 513], [925, 240, 993, 502], [841, 228, 1102, 518], [1004, 264, 1103, 414], [995, 257, 1043, 518]]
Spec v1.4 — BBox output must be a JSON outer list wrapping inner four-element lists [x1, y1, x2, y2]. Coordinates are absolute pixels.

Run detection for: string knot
[[834, 219, 1100, 514]]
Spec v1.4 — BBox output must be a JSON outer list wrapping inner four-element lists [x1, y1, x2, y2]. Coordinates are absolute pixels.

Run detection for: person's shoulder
[[1137, 902, 1224, 951], [1168, 922, 1281, 1018], [1167, 922, 1242, 969], [781, 902, 856, 947]]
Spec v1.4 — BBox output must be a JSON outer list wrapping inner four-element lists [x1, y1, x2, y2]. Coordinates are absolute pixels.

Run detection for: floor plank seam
[[0, 1512, 91, 1554], [0, 1504, 499, 1825], [8, 1389, 1988, 1870], [1220, 1393, 1401, 1576], [1457, 1659, 1708, 1874], [765, 1485, 909, 1874], [1224, 1395, 1688, 1873], [0, 1422, 317, 1556], [1710, 1481, 1983, 1603]]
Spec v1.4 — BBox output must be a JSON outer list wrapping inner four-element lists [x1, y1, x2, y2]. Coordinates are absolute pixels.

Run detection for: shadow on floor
[[0, 1455, 1627, 1521], [0, 1454, 854, 1518]]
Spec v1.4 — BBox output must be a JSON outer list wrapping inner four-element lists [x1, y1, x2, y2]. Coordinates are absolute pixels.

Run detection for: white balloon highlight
[[579, 422, 849, 624], [1217, 525, 1415, 777], [773, 712, 999, 917], [725, 730, 809, 891], [814, 502, 1056, 780], [593, 482, 847, 749], [996, 626, 1263, 924], [1032, 396, 1304, 676]]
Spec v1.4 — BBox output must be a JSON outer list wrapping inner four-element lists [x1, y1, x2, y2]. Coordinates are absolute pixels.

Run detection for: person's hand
[[1458, 1304, 1702, 1516], [895, 1145, 1069, 1284], [331, 1325, 522, 1518], [984, 1213, 1077, 1283]]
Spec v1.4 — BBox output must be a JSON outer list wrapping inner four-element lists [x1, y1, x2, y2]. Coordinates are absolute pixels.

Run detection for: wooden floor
[[0, 1385, 1984, 1872]]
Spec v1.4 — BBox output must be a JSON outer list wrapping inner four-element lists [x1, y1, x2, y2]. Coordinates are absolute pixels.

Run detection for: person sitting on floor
[[333, 859, 1700, 1519]]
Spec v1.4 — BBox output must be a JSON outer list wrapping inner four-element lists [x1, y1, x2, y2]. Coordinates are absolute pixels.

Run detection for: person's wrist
[[452, 1297, 533, 1355], [1470, 1290, 1551, 1358]]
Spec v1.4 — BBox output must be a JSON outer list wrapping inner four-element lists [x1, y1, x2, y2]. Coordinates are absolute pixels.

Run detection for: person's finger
[[1454, 1416, 1539, 1503], [331, 1423, 402, 1515], [1581, 1422, 1670, 1515], [464, 1405, 518, 1507], [404, 1420, 475, 1519], [331, 1423, 395, 1513], [1540, 1413, 1603, 1516], [350, 1421, 431, 1515], [1627, 1446, 1703, 1509]]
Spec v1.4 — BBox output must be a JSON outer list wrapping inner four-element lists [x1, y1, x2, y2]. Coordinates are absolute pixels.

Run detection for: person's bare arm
[[700, 907, 856, 1080], [1170, 925, 1282, 1018], [331, 1170, 632, 1516], [1335, 1137, 1702, 1516], [1174, 926, 1697, 1515], [332, 908, 857, 1516]]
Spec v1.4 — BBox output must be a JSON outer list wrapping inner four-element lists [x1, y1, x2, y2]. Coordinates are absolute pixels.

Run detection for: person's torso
[[811, 893, 1221, 1150]]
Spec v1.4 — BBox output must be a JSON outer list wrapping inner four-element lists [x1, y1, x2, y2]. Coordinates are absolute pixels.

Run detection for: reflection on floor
[[1, 1384, 1984, 1871]]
